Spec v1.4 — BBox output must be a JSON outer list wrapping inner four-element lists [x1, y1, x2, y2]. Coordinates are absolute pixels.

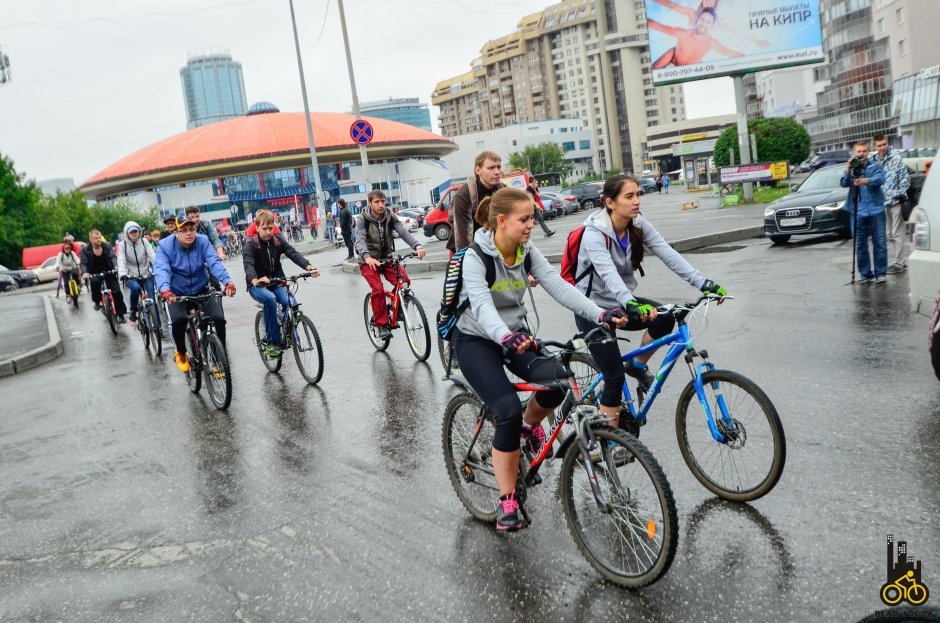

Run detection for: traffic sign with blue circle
[[350, 119, 374, 145]]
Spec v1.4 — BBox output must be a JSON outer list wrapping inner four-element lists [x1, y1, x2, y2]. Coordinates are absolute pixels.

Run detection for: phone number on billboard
[[657, 65, 715, 78]]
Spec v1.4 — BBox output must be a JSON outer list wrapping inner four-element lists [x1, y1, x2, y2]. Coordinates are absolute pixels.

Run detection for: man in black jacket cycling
[[243, 209, 320, 357]]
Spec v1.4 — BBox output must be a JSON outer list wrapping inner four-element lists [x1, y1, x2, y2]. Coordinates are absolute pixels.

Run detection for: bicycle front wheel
[[560, 425, 678, 588], [185, 328, 202, 393], [442, 393, 498, 523], [105, 301, 117, 335], [147, 304, 162, 356], [675, 369, 785, 502], [254, 311, 282, 372], [291, 314, 324, 385], [363, 293, 390, 351], [202, 333, 232, 410], [138, 310, 150, 350], [401, 293, 431, 361]]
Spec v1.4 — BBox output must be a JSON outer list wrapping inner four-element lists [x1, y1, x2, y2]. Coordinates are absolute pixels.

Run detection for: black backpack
[[436, 242, 531, 340]]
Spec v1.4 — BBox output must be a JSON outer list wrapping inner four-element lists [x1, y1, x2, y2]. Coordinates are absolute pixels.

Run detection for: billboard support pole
[[733, 75, 754, 202]]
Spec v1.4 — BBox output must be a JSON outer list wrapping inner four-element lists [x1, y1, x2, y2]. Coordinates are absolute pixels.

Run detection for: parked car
[[637, 176, 659, 194], [423, 184, 461, 240], [32, 256, 59, 283], [798, 157, 817, 173], [0, 273, 18, 292], [539, 197, 564, 219], [397, 209, 425, 229], [540, 191, 579, 215], [810, 149, 852, 170], [562, 182, 605, 209], [909, 158, 940, 318], [391, 213, 419, 237], [0, 263, 40, 288], [762, 164, 852, 244]]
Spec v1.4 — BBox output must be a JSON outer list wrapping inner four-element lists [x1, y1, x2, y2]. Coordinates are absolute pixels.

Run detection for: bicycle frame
[[378, 257, 413, 329], [580, 301, 732, 444]]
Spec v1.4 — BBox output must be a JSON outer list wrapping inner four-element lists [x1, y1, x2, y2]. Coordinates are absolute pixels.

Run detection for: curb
[[0, 295, 64, 379], [341, 226, 764, 274]]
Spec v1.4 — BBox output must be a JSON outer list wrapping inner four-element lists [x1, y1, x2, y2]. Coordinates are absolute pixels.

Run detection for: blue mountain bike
[[569, 294, 785, 502]]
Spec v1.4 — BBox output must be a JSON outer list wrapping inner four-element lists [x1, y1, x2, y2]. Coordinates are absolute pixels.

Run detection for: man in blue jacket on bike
[[154, 218, 237, 373], [840, 140, 887, 283]]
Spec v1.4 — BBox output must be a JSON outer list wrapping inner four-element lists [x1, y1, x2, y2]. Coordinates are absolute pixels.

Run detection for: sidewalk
[[0, 294, 63, 378]]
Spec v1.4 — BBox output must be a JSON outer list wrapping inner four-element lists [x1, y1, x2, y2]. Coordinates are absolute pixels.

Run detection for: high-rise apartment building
[[180, 51, 248, 130], [803, 1, 893, 150], [432, 0, 685, 174], [358, 97, 433, 131]]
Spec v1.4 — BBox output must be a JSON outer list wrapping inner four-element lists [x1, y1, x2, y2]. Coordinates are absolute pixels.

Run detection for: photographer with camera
[[841, 140, 887, 284], [872, 134, 911, 275]]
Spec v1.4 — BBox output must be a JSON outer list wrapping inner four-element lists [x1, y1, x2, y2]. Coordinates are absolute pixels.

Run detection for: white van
[[909, 163, 940, 316]]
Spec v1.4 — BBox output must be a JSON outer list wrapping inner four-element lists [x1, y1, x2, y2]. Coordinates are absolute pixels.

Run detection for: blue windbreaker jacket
[[154, 233, 231, 295]]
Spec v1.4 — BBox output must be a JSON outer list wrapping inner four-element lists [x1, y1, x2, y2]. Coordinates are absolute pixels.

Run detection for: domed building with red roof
[[81, 103, 458, 225]]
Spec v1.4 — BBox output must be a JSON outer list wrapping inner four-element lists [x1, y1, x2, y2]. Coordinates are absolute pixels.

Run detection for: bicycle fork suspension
[[689, 356, 732, 443]]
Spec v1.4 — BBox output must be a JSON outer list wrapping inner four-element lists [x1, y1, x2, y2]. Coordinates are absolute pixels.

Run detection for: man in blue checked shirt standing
[[873, 134, 911, 275]]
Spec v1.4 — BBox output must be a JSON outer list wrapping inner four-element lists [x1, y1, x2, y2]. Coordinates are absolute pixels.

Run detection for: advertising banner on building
[[719, 161, 789, 184], [648, 0, 824, 86]]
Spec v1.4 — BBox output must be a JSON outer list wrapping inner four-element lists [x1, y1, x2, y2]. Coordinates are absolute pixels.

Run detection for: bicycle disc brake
[[717, 418, 746, 448]]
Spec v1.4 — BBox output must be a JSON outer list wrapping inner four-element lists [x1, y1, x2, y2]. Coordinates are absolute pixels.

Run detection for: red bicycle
[[90, 269, 120, 335], [362, 253, 431, 361]]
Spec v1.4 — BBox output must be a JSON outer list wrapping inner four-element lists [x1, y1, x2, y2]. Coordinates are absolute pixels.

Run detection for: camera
[[849, 157, 865, 176]]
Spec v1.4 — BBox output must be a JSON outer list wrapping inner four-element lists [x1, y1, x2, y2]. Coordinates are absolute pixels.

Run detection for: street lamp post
[[288, 0, 326, 214]]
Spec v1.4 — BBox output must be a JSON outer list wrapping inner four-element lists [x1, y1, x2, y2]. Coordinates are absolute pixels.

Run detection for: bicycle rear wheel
[[202, 332, 232, 410], [254, 311, 283, 372], [442, 394, 498, 523], [363, 293, 390, 351], [437, 335, 459, 374], [291, 313, 324, 385], [185, 328, 202, 393], [559, 425, 678, 588], [401, 293, 431, 361], [675, 369, 785, 502]]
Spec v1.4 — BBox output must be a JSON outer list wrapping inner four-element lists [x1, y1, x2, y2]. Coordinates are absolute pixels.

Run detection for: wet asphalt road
[[1, 233, 937, 622]]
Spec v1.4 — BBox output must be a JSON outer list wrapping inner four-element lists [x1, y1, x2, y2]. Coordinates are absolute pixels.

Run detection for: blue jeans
[[249, 284, 290, 343], [855, 212, 887, 279], [126, 276, 156, 312]]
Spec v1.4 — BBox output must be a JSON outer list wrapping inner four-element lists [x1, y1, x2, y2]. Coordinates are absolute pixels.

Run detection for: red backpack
[[559, 226, 642, 293]]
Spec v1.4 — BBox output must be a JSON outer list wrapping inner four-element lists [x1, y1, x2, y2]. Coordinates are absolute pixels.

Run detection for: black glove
[[598, 307, 627, 331]]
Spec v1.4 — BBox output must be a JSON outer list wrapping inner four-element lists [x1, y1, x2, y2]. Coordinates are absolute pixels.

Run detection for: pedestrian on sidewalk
[[656, 175, 663, 193], [525, 176, 556, 238], [873, 134, 911, 275], [310, 208, 320, 241], [339, 199, 355, 260], [663, 175, 670, 193], [325, 211, 335, 244]]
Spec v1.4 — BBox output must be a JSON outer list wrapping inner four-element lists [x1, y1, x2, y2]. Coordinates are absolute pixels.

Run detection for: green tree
[[713, 118, 811, 169], [508, 143, 573, 179], [0, 153, 46, 268]]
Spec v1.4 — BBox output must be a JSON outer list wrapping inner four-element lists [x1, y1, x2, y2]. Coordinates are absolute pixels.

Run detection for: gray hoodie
[[354, 206, 423, 261], [457, 228, 604, 344], [576, 209, 706, 309], [117, 220, 156, 279]]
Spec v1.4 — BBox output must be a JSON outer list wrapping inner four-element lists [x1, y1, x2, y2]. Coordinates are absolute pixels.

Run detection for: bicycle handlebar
[[531, 325, 612, 354], [379, 252, 420, 266], [88, 269, 118, 278], [264, 273, 317, 287], [655, 293, 734, 316], [175, 291, 224, 304]]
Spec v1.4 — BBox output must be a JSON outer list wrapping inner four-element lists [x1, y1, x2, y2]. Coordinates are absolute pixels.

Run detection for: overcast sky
[[0, 0, 736, 185]]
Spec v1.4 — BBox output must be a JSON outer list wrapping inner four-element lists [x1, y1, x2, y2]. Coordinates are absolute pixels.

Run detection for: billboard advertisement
[[647, 0, 824, 86], [719, 161, 790, 184]]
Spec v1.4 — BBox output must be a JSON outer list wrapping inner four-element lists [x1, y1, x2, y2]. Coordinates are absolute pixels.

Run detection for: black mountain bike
[[254, 273, 324, 385], [177, 292, 232, 410], [130, 277, 163, 356]]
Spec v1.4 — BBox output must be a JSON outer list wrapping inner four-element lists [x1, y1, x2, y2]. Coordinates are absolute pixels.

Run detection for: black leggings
[[168, 292, 226, 354], [454, 330, 567, 452], [574, 297, 674, 407]]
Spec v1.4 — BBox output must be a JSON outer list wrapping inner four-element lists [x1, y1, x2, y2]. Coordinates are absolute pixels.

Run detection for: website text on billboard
[[647, 0, 824, 86]]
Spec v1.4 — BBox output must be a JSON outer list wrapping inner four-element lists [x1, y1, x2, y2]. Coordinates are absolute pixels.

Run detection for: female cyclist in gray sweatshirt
[[453, 186, 626, 532], [574, 174, 726, 431]]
